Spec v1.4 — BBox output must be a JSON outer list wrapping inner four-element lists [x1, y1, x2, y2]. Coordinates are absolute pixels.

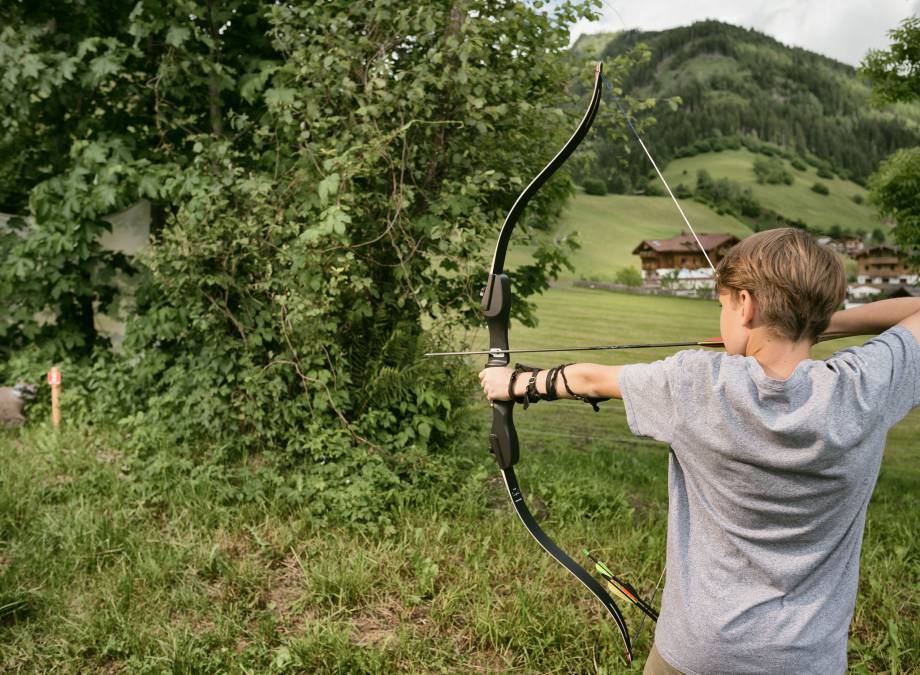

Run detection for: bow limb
[[481, 62, 633, 664]]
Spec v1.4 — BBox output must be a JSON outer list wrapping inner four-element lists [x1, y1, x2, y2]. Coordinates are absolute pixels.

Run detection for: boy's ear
[[738, 289, 757, 328]]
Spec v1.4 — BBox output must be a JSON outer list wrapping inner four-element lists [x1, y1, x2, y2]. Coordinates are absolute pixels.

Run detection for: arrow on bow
[[426, 338, 723, 357]]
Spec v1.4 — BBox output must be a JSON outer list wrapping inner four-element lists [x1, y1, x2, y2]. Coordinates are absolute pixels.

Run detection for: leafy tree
[[860, 17, 920, 266], [736, 188, 762, 218], [860, 18, 920, 105], [696, 168, 714, 194], [753, 156, 793, 185], [605, 171, 631, 194], [0, 0, 609, 519], [674, 183, 692, 199], [694, 169, 762, 220], [868, 148, 920, 266]]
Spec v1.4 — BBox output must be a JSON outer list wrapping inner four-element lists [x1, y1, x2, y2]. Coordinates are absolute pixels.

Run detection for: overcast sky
[[571, 0, 920, 67]]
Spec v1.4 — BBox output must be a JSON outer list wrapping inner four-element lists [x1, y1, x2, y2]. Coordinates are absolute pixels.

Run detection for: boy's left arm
[[480, 355, 686, 445], [479, 363, 624, 402]]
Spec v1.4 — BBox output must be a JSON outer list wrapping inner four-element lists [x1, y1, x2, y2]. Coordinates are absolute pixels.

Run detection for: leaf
[[96, 184, 118, 209], [239, 60, 280, 104], [317, 173, 340, 207], [165, 26, 191, 48], [81, 142, 109, 165], [88, 54, 121, 84], [264, 87, 296, 107], [320, 205, 350, 236]]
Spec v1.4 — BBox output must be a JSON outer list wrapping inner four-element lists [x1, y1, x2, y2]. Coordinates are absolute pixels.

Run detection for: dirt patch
[[264, 554, 311, 633], [349, 597, 407, 647], [218, 531, 254, 559], [95, 448, 120, 465]]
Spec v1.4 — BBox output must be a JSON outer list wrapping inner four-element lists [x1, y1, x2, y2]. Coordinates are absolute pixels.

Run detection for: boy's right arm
[[822, 298, 920, 344]]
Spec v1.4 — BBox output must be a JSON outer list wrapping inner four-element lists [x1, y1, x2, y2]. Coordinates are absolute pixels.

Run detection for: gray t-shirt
[[619, 326, 920, 675]]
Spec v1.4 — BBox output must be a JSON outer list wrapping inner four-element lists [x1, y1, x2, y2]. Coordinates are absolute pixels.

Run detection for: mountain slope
[[662, 148, 876, 233], [574, 20, 920, 189]]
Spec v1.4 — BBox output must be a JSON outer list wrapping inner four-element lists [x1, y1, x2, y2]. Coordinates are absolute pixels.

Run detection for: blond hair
[[715, 228, 846, 342]]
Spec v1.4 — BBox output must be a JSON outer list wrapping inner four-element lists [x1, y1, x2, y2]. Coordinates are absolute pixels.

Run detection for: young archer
[[479, 228, 920, 674]]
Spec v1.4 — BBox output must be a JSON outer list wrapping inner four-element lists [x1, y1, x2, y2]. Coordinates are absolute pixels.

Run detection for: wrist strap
[[559, 364, 609, 412], [544, 367, 558, 401], [510, 363, 540, 408]]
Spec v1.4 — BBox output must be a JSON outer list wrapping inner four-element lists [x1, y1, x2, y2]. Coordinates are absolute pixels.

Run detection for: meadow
[[2, 287, 916, 673], [504, 194, 751, 278], [506, 149, 879, 283], [662, 149, 878, 234]]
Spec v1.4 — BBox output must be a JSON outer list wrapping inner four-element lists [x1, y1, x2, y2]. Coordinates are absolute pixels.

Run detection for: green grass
[[1, 287, 917, 673], [506, 193, 752, 279], [662, 149, 880, 233]]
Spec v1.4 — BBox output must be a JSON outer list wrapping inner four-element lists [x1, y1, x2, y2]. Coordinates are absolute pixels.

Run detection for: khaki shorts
[[643, 644, 683, 675]]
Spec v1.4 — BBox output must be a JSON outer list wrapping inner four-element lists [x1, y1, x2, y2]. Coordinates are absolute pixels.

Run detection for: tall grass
[[2, 287, 916, 673]]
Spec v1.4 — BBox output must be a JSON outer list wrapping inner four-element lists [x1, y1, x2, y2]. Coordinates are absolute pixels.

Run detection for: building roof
[[632, 232, 739, 255], [854, 244, 901, 259]]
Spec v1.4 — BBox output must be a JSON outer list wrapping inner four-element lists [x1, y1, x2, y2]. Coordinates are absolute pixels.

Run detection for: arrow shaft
[[425, 339, 723, 357]]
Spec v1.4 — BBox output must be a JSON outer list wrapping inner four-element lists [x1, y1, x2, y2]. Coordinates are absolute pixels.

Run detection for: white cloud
[[572, 0, 920, 67]]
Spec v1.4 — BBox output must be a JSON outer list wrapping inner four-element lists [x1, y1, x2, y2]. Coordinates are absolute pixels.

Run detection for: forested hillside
[[573, 21, 920, 192]]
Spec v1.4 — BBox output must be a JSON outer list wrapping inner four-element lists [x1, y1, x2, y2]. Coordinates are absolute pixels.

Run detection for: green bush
[[695, 169, 762, 218], [0, 0, 603, 525], [583, 178, 607, 196], [614, 266, 643, 286], [605, 173, 631, 194], [812, 182, 830, 195], [753, 156, 793, 185]]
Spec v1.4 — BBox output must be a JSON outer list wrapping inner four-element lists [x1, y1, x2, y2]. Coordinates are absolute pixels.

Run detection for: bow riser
[[482, 272, 519, 470]]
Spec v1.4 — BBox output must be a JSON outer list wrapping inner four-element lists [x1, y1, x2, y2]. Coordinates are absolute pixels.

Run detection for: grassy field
[[1, 287, 917, 673], [662, 149, 880, 234]]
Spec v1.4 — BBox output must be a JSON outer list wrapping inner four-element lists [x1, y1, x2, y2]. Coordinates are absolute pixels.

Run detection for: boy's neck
[[746, 329, 813, 380]]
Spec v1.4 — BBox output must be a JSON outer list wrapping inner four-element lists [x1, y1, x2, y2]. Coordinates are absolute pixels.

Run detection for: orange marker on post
[[47, 367, 61, 428]]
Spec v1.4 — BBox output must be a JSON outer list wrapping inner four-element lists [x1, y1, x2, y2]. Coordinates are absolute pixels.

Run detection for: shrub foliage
[[0, 1, 606, 523]]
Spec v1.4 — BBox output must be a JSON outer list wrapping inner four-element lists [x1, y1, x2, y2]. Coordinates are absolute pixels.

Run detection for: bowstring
[[633, 564, 665, 645], [601, 76, 716, 275], [590, 4, 703, 649]]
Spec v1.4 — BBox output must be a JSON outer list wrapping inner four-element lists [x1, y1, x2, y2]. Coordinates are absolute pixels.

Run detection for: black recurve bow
[[481, 62, 633, 664]]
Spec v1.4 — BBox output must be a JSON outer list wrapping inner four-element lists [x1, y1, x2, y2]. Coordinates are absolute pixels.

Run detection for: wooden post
[[47, 367, 61, 428]]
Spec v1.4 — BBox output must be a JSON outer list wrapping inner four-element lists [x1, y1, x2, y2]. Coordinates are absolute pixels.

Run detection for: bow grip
[[482, 273, 520, 469]]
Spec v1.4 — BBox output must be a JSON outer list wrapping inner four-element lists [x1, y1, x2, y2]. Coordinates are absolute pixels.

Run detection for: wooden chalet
[[632, 233, 740, 279], [854, 245, 917, 285]]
